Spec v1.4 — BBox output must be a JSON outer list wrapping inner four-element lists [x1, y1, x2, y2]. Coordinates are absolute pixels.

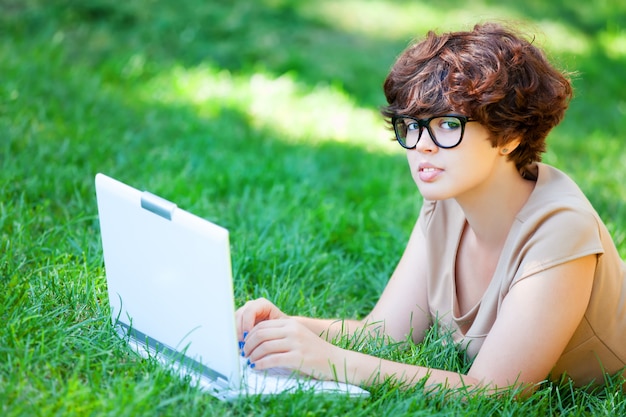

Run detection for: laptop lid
[[95, 173, 241, 387]]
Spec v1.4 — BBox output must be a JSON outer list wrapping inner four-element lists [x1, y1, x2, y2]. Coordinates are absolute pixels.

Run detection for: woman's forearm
[[291, 317, 482, 391], [291, 316, 484, 392], [329, 346, 481, 391], [292, 317, 533, 396]]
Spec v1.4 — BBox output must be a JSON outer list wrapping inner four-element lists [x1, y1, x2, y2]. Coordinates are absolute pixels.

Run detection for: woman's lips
[[418, 163, 443, 182]]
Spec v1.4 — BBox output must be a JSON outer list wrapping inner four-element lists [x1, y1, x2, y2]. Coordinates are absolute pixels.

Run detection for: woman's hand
[[241, 317, 340, 380], [235, 297, 287, 343]]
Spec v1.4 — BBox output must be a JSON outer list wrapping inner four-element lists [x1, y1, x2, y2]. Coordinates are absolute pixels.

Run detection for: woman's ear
[[499, 137, 522, 155]]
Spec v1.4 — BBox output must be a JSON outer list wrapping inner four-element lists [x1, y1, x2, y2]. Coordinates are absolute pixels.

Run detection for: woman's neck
[[455, 163, 536, 248]]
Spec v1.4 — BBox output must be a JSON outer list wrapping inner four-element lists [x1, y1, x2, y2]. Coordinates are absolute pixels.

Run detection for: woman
[[235, 22, 626, 394]]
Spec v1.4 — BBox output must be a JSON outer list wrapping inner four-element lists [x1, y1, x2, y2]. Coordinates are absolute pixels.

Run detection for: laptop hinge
[[116, 321, 231, 384], [141, 191, 177, 220]]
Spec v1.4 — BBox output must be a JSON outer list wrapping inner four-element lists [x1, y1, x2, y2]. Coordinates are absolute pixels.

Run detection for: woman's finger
[[235, 298, 273, 341], [242, 319, 289, 355], [246, 337, 292, 363]]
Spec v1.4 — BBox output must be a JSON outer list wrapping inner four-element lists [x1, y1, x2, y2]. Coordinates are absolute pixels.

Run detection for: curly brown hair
[[381, 22, 573, 171]]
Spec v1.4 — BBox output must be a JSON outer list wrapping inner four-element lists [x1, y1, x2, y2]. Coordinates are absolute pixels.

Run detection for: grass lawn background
[[1, 0, 625, 415]]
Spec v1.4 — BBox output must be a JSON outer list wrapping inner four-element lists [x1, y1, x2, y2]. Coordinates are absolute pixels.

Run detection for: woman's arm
[[334, 253, 597, 392], [242, 316, 480, 388], [242, 254, 596, 395], [466, 253, 596, 390]]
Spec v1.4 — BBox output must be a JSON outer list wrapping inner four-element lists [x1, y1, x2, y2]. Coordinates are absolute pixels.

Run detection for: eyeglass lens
[[394, 116, 465, 149]]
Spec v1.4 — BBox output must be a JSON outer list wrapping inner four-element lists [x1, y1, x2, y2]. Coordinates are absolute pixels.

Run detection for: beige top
[[420, 163, 626, 386]]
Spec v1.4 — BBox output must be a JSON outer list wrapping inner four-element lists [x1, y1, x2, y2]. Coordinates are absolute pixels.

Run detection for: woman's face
[[406, 119, 508, 202]]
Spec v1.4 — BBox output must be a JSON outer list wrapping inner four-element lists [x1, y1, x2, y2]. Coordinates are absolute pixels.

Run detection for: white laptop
[[95, 173, 369, 400]]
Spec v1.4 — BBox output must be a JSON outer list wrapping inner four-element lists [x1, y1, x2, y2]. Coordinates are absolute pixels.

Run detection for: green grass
[[1, 0, 625, 415]]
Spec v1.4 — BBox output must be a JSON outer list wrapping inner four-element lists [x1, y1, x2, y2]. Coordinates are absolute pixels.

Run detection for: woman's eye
[[407, 122, 420, 131], [438, 118, 461, 130]]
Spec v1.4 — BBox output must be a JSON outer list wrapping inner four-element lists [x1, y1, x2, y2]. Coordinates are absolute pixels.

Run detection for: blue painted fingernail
[[246, 359, 250, 365], [241, 350, 245, 357], [249, 362, 255, 369], [243, 331, 248, 340], [238, 341, 245, 349]]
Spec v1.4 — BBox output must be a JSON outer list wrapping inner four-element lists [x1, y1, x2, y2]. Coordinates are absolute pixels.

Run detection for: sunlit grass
[[297, 0, 601, 57], [598, 28, 626, 59], [139, 65, 396, 153], [538, 21, 592, 55], [298, 0, 519, 40]]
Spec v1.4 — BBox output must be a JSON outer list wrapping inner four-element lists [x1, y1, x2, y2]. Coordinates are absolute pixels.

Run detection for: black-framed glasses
[[391, 114, 476, 149]]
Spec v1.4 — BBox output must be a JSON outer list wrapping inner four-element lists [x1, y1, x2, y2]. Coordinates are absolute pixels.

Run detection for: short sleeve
[[512, 207, 605, 284]]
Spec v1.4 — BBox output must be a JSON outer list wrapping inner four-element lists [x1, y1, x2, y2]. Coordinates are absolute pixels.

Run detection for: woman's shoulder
[[519, 163, 599, 222], [509, 164, 609, 278]]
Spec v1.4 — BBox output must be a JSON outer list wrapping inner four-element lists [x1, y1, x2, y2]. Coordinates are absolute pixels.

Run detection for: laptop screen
[[95, 173, 241, 387]]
